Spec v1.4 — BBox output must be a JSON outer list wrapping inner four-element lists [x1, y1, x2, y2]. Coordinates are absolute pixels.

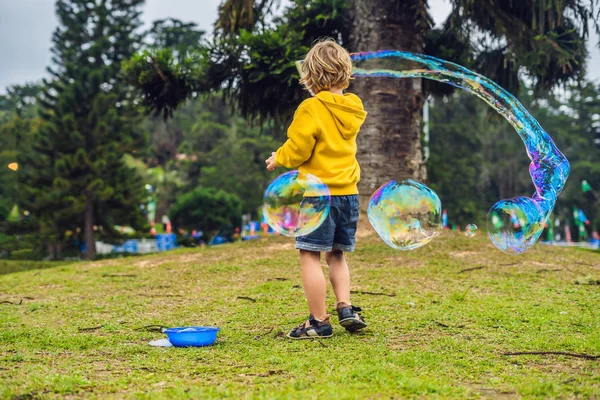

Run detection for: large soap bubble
[[263, 170, 330, 237], [487, 197, 545, 254], [350, 51, 570, 254], [368, 179, 442, 250]]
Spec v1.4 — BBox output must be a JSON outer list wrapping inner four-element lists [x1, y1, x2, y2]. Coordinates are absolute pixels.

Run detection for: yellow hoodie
[[275, 92, 368, 195]]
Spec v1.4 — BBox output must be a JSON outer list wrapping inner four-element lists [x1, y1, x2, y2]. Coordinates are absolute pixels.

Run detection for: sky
[[0, 0, 598, 93]]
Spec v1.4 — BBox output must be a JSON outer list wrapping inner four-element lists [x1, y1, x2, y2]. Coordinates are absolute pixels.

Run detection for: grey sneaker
[[336, 302, 367, 332]]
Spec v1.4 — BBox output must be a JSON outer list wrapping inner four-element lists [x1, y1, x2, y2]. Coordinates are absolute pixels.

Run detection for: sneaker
[[287, 314, 333, 339], [337, 302, 367, 332]]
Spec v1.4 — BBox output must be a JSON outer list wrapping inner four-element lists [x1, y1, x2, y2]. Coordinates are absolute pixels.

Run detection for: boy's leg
[[330, 195, 366, 332], [326, 249, 366, 331], [289, 199, 335, 338], [300, 250, 328, 319], [325, 250, 351, 306]]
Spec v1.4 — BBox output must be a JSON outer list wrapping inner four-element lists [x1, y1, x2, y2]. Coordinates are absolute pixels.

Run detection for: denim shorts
[[296, 195, 359, 253]]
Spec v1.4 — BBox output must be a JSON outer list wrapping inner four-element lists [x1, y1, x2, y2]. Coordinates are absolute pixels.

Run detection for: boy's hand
[[265, 152, 280, 171]]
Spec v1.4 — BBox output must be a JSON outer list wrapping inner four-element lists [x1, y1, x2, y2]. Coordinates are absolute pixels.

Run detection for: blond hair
[[299, 39, 352, 94]]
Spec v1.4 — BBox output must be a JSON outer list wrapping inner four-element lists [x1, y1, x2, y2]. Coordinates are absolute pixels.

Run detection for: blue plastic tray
[[163, 326, 220, 347]]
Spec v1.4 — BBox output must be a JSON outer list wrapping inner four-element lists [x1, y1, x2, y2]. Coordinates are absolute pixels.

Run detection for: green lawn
[[1, 229, 599, 399]]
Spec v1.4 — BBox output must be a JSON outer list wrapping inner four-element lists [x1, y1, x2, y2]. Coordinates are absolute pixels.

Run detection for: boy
[[265, 39, 368, 339]]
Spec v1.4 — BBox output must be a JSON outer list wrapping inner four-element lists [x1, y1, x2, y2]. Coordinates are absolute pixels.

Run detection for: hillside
[[1, 230, 599, 398]]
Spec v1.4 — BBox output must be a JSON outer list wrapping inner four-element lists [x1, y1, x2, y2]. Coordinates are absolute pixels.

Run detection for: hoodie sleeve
[[275, 106, 318, 168]]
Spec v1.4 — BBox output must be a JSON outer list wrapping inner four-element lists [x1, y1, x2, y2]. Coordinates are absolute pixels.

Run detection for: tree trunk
[[349, 0, 427, 211], [83, 190, 96, 260]]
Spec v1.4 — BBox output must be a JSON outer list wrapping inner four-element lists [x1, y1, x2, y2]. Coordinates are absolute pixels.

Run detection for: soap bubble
[[368, 179, 442, 250], [465, 224, 478, 238], [263, 170, 330, 237], [487, 197, 545, 254]]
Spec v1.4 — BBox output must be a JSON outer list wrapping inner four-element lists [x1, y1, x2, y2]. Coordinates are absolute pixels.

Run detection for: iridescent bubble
[[487, 197, 545, 254], [465, 224, 478, 238], [350, 51, 570, 254], [367, 179, 442, 250], [263, 170, 330, 237]]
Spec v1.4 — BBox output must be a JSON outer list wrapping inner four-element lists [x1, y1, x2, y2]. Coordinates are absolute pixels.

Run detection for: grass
[[0, 226, 599, 399]]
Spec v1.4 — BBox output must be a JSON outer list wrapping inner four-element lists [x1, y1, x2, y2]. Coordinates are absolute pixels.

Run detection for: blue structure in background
[[156, 234, 177, 251], [210, 236, 229, 245], [242, 235, 261, 241], [113, 240, 139, 253], [82, 234, 177, 255], [83, 221, 277, 254]]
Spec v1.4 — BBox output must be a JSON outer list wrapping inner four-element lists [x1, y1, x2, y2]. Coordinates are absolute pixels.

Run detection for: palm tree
[[348, 0, 432, 203], [215, 0, 278, 34]]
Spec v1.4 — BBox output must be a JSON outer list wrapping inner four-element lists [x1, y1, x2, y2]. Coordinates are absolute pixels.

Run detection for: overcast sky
[[0, 0, 598, 93]]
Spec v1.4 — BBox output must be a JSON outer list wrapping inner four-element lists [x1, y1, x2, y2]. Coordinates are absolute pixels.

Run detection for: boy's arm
[[275, 106, 317, 169]]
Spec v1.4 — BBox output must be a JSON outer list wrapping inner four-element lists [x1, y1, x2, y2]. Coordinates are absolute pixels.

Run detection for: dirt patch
[[383, 257, 426, 268], [386, 332, 451, 351], [524, 360, 592, 375], [526, 261, 555, 268], [450, 251, 480, 259], [462, 383, 518, 399], [134, 259, 165, 269], [264, 242, 295, 252], [37, 284, 62, 290]]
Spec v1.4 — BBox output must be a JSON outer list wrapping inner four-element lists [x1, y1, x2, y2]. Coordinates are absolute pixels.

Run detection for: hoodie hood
[[315, 92, 367, 140]]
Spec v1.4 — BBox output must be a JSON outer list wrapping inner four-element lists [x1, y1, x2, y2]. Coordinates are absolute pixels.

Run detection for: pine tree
[[0, 85, 43, 221], [22, 0, 146, 259]]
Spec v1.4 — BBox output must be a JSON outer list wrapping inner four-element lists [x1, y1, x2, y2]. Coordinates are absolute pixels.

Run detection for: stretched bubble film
[[263, 170, 330, 237], [367, 179, 442, 251], [351, 51, 570, 254]]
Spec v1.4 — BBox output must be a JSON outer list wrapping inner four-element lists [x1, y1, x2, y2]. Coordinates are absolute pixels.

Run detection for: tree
[[148, 18, 205, 54], [126, 0, 599, 208], [140, 19, 207, 166], [167, 93, 279, 216], [23, 0, 147, 259], [529, 81, 600, 235], [124, 0, 348, 125], [428, 94, 487, 226], [427, 80, 600, 235], [190, 118, 279, 215], [348, 1, 432, 194], [123, 18, 207, 120], [169, 187, 243, 236], [0, 84, 43, 222]]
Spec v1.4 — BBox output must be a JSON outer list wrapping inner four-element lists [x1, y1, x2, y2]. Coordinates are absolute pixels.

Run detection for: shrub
[[169, 187, 242, 234]]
